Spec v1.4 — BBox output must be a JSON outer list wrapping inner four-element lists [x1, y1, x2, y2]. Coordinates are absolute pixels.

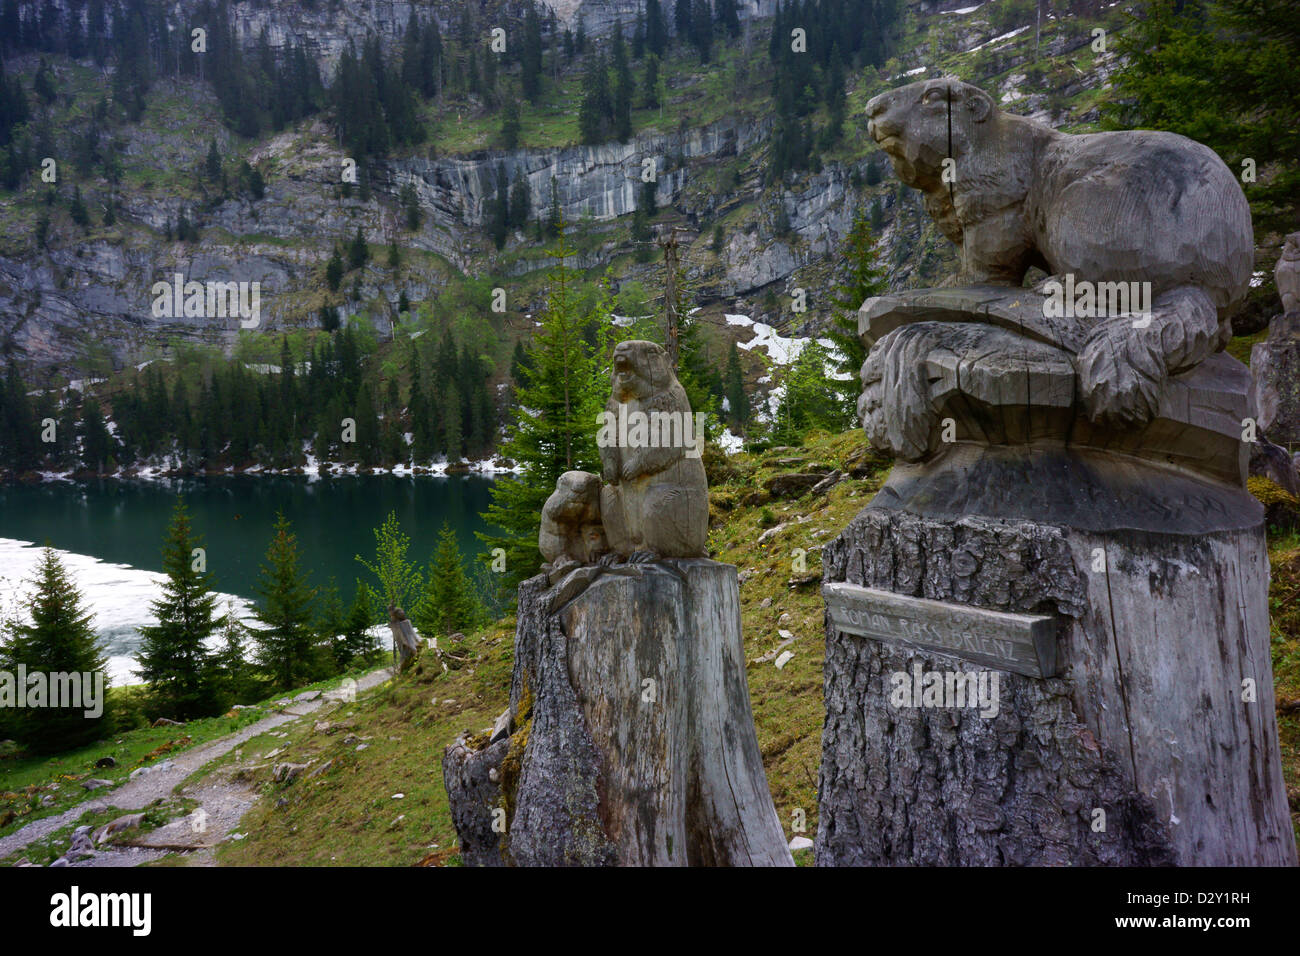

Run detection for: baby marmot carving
[[598, 341, 709, 561], [866, 77, 1253, 424], [539, 470, 607, 582]]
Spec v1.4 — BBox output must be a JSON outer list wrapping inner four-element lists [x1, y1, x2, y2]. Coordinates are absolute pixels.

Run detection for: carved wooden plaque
[[823, 581, 1058, 678]]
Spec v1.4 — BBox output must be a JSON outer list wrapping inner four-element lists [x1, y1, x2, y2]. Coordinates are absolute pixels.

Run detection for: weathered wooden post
[[387, 604, 420, 669], [816, 78, 1297, 866], [444, 341, 791, 866]]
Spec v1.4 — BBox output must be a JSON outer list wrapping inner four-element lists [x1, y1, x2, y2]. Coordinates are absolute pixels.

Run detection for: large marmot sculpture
[[865, 77, 1253, 423], [599, 341, 709, 560]]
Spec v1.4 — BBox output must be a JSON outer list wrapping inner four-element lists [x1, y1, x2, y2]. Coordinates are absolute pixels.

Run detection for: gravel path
[[0, 668, 392, 865]]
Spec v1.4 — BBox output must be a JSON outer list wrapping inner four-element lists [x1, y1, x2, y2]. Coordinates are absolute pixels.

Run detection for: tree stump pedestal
[[445, 559, 793, 866], [817, 444, 1297, 866]]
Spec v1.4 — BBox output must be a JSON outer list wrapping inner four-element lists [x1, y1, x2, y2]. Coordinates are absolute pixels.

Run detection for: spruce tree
[[723, 341, 749, 428], [613, 22, 633, 142], [480, 229, 600, 586], [522, 0, 544, 102], [646, 0, 667, 56], [826, 209, 887, 420], [252, 513, 317, 689], [79, 396, 112, 472], [212, 601, 250, 705], [326, 248, 344, 291], [546, 176, 563, 237], [68, 186, 89, 228], [205, 138, 221, 182], [135, 498, 223, 720], [501, 97, 521, 149], [315, 578, 349, 672], [509, 169, 530, 229], [347, 227, 369, 270], [578, 53, 610, 144], [412, 521, 483, 638], [341, 582, 377, 663], [3, 548, 109, 753], [490, 163, 509, 249]]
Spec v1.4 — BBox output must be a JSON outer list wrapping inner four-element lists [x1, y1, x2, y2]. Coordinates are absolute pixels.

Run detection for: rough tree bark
[[443, 559, 793, 866], [817, 506, 1297, 866]]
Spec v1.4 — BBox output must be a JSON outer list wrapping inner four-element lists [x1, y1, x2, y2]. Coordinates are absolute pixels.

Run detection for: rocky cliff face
[[0, 1, 1119, 375], [542, 0, 779, 36]]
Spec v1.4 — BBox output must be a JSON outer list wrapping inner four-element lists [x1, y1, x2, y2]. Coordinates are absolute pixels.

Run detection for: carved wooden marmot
[[1277, 233, 1300, 315], [599, 341, 708, 560], [539, 471, 606, 572], [866, 77, 1254, 424]]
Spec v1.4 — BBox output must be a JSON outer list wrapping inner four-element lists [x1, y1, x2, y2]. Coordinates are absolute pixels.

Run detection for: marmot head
[[553, 471, 602, 519], [866, 77, 995, 191], [611, 340, 673, 403]]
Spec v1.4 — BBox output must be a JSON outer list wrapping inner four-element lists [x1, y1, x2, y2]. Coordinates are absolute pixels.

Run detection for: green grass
[[215, 644, 512, 866]]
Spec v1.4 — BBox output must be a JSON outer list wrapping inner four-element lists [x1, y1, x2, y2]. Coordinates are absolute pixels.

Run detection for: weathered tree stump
[[387, 604, 420, 668], [818, 470, 1297, 866], [443, 559, 792, 866]]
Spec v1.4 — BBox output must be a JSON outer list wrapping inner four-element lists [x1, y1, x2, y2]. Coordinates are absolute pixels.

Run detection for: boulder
[[94, 813, 145, 844], [1251, 311, 1300, 449], [764, 473, 823, 498], [272, 762, 310, 784]]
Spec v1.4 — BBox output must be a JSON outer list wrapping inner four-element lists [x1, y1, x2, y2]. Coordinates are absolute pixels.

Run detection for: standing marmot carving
[[535, 340, 709, 580], [866, 77, 1253, 423], [599, 341, 709, 561], [1276, 233, 1300, 315]]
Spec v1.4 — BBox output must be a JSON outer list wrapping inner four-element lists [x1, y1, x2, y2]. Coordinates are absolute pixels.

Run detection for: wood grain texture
[[818, 506, 1297, 867], [444, 560, 792, 866]]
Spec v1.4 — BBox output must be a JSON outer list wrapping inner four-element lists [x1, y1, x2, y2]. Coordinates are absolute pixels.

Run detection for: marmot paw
[[1076, 332, 1163, 425]]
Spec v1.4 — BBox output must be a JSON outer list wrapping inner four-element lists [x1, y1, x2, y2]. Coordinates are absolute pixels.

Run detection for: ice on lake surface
[[0, 537, 253, 685]]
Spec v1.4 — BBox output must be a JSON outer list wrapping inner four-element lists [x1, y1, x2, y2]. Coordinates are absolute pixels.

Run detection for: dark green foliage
[[826, 209, 887, 420], [1105, 0, 1300, 232], [480, 230, 603, 587], [252, 513, 318, 689], [412, 521, 484, 638], [135, 498, 224, 720], [1, 548, 109, 754], [723, 340, 749, 428], [68, 186, 89, 228], [347, 227, 369, 271]]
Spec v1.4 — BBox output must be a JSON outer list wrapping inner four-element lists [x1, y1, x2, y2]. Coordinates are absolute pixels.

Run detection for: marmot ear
[[964, 85, 993, 123]]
